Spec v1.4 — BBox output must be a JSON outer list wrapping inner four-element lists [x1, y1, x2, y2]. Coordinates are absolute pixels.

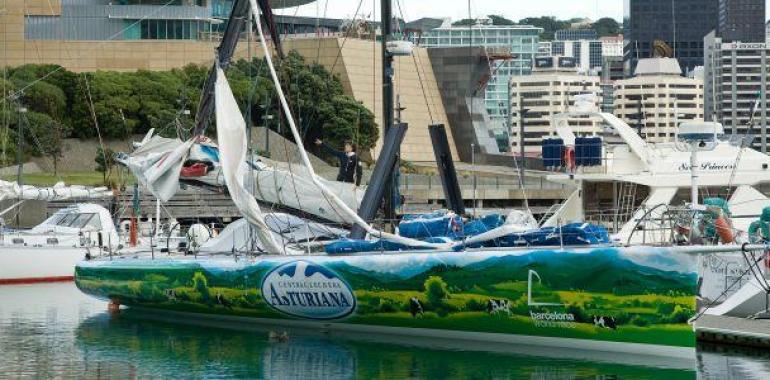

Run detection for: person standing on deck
[[315, 139, 363, 186]]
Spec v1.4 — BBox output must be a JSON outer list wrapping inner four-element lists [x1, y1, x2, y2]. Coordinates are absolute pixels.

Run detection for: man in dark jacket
[[315, 139, 363, 186]]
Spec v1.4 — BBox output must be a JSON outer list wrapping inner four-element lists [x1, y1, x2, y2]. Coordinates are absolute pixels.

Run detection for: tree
[[488, 15, 515, 26], [592, 17, 622, 37], [4, 54, 379, 165], [452, 18, 475, 26], [95, 147, 115, 184], [518, 16, 571, 41], [424, 276, 450, 306]]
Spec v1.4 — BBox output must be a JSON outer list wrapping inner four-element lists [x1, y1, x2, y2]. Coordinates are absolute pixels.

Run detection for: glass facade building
[[24, 0, 314, 41], [718, 0, 765, 43], [623, 0, 718, 74], [418, 24, 542, 133]]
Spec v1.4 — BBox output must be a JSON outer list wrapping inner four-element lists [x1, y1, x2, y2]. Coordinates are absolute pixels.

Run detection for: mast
[[381, 0, 396, 226]]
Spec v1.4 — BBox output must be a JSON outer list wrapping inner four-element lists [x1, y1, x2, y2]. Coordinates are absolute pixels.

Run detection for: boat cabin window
[[55, 213, 100, 229]]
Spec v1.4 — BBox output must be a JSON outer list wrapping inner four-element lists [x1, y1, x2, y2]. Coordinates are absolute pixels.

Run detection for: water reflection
[[0, 283, 767, 379]]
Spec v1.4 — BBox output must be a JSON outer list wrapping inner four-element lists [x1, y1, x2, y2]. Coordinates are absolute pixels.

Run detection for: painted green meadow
[[76, 247, 699, 348]]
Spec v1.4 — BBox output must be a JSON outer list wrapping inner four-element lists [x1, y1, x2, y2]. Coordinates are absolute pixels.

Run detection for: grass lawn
[[1, 171, 134, 187]]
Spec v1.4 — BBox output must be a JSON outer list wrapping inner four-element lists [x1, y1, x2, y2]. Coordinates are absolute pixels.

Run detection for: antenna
[[671, 0, 676, 58]]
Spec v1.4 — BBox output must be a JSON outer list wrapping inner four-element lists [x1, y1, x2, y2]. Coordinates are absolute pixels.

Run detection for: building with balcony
[[509, 57, 603, 157], [704, 31, 769, 152], [614, 58, 704, 143]]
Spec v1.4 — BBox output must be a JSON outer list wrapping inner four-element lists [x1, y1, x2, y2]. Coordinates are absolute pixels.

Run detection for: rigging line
[[329, 0, 366, 73], [412, 53, 433, 123], [82, 74, 109, 182], [690, 247, 770, 322], [314, 0, 330, 64], [1, 0, 178, 105], [249, 0, 446, 249]]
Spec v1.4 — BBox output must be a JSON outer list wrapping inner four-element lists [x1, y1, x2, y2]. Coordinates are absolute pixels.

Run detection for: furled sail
[[215, 67, 291, 255], [0, 180, 113, 201]]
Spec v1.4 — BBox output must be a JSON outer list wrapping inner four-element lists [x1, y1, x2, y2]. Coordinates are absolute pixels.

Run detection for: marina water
[[2, 283, 769, 379]]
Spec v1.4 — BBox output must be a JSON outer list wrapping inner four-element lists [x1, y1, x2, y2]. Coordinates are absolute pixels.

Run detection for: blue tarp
[[326, 218, 610, 254], [398, 211, 463, 240], [325, 237, 452, 254], [459, 223, 610, 250]]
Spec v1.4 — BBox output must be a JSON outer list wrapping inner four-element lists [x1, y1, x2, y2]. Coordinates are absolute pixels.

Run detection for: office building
[[538, 41, 553, 57], [509, 57, 603, 156], [551, 40, 604, 74], [704, 31, 769, 152], [614, 58, 704, 143], [718, 0, 765, 43], [555, 28, 598, 41], [623, 0, 718, 74], [418, 19, 543, 135], [766, 20, 770, 43], [600, 56, 625, 113], [600, 35, 624, 57], [602, 56, 625, 81]]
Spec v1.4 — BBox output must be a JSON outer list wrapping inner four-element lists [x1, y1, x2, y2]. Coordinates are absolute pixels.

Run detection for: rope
[[329, 0, 365, 73]]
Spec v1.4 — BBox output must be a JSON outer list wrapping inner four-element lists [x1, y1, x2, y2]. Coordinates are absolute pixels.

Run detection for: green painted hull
[[75, 246, 699, 357]]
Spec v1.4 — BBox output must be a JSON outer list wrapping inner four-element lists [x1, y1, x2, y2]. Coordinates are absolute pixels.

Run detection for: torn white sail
[[117, 133, 363, 224], [215, 67, 291, 255], [0, 180, 113, 201], [118, 132, 194, 203]]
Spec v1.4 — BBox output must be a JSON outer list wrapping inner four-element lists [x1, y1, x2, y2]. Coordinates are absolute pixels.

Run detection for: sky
[[276, 0, 625, 23]]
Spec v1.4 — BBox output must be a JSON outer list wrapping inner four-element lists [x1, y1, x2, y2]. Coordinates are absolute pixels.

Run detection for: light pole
[[518, 105, 530, 186], [16, 105, 27, 228], [264, 114, 274, 156]]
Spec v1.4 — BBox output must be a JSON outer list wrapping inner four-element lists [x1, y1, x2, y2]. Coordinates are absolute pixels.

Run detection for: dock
[[696, 315, 770, 348]]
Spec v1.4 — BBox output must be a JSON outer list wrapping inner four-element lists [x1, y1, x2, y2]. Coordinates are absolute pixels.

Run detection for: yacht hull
[[76, 246, 699, 360], [0, 247, 87, 285]]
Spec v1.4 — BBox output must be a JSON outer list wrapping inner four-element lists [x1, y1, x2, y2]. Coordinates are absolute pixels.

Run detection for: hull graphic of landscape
[[76, 246, 699, 360]]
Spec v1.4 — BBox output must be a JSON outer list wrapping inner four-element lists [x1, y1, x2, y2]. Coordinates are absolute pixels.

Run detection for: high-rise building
[[509, 57, 603, 156], [623, 0, 718, 74], [704, 31, 769, 152], [418, 19, 543, 136], [555, 28, 598, 41], [766, 20, 770, 43], [551, 40, 604, 73], [614, 58, 704, 143], [718, 0, 765, 43]]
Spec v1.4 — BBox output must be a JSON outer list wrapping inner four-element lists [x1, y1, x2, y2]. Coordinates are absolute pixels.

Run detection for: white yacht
[[544, 103, 770, 318], [0, 203, 118, 284]]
